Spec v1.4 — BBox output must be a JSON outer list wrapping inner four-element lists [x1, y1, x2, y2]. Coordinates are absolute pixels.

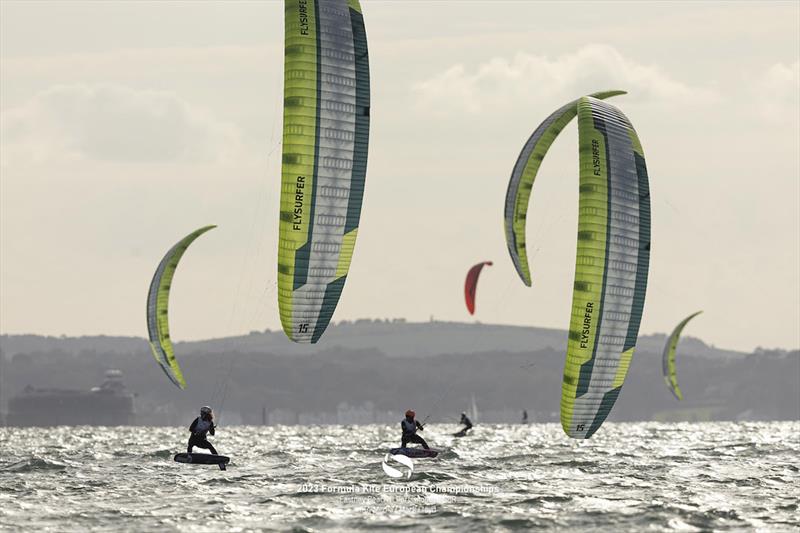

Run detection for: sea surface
[[1, 422, 798, 532]]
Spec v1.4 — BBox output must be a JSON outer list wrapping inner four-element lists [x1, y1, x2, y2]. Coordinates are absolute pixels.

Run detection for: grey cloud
[[411, 44, 717, 116], [1, 83, 244, 165], [753, 61, 799, 124]]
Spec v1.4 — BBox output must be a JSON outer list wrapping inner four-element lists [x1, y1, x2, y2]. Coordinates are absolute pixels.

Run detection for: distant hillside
[[0, 319, 746, 359], [0, 334, 145, 358], [1, 320, 795, 427]]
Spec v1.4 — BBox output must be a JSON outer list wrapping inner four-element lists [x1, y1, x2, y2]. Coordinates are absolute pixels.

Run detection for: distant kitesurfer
[[522, 410, 528, 424], [459, 412, 473, 434], [187, 406, 218, 455], [401, 409, 430, 450]]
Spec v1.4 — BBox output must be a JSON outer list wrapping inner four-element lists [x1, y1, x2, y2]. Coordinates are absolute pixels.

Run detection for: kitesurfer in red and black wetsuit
[[187, 406, 218, 455], [400, 410, 430, 449]]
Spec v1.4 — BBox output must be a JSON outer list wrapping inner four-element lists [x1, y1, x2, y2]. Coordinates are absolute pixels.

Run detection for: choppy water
[[1, 422, 798, 532]]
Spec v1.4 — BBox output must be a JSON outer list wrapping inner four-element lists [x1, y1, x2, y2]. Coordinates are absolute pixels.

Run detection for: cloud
[[753, 61, 799, 123], [0, 45, 277, 80], [1, 83, 245, 166], [411, 44, 717, 116]]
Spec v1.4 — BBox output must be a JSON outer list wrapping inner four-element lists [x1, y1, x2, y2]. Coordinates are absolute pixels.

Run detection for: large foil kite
[[662, 311, 703, 400], [464, 261, 493, 315], [278, 0, 370, 343], [503, 93, 652, 438], [146, 225, 216, 389]]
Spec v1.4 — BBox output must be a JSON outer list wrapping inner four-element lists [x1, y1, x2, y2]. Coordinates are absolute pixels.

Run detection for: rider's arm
[[189, 418, 198, 433]]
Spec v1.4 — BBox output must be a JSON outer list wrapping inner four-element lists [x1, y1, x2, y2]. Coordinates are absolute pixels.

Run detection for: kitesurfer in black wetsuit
[[187, 406, 218, 455], [401, 410, 430, 449], [459, 412, 473, 434]]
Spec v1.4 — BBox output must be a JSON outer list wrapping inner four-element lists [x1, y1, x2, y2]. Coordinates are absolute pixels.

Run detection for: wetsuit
[[187, 416, 218, 455], [400, 417, 430, 449], [459, 414, 473, 433]]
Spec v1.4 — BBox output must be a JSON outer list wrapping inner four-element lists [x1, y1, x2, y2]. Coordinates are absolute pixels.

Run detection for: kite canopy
[[662, 311, 703, 400], [146, 225, 216, 389], [504, 93, 651, 439], [278, 0, 370, 343], [561, 97, 651, 439], [464, 261, 493, 315]]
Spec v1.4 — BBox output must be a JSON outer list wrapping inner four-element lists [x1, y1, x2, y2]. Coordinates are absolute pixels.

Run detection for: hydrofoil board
[[174, 453, 230, 470], [388, 447, 439, 458]]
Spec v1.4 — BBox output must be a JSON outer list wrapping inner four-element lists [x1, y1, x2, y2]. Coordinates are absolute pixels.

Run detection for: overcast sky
[[1, 1, 798, 352]]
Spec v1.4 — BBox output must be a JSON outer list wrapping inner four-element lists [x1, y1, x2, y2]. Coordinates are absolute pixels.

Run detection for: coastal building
[[6, 369, 134, 426]]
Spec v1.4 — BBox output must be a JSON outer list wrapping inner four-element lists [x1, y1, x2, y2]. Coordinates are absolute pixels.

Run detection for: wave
[[0, 456, 67, 473], [146, 449, 173, 458]]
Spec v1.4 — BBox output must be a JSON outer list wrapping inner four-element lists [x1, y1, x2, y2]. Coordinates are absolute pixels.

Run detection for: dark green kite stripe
[[344, 7, 369, 234]]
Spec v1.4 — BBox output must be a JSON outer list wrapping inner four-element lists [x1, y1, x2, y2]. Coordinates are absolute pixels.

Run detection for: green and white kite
[[662, 311, 703, 400], [504, 90, 626, 286], [278, 0, 370, 343], [504, 93, 652, 439], [146, 225, 216, 389]]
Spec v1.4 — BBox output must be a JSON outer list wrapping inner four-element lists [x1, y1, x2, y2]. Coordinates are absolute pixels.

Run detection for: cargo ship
[[6, 369, 135, 426]]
